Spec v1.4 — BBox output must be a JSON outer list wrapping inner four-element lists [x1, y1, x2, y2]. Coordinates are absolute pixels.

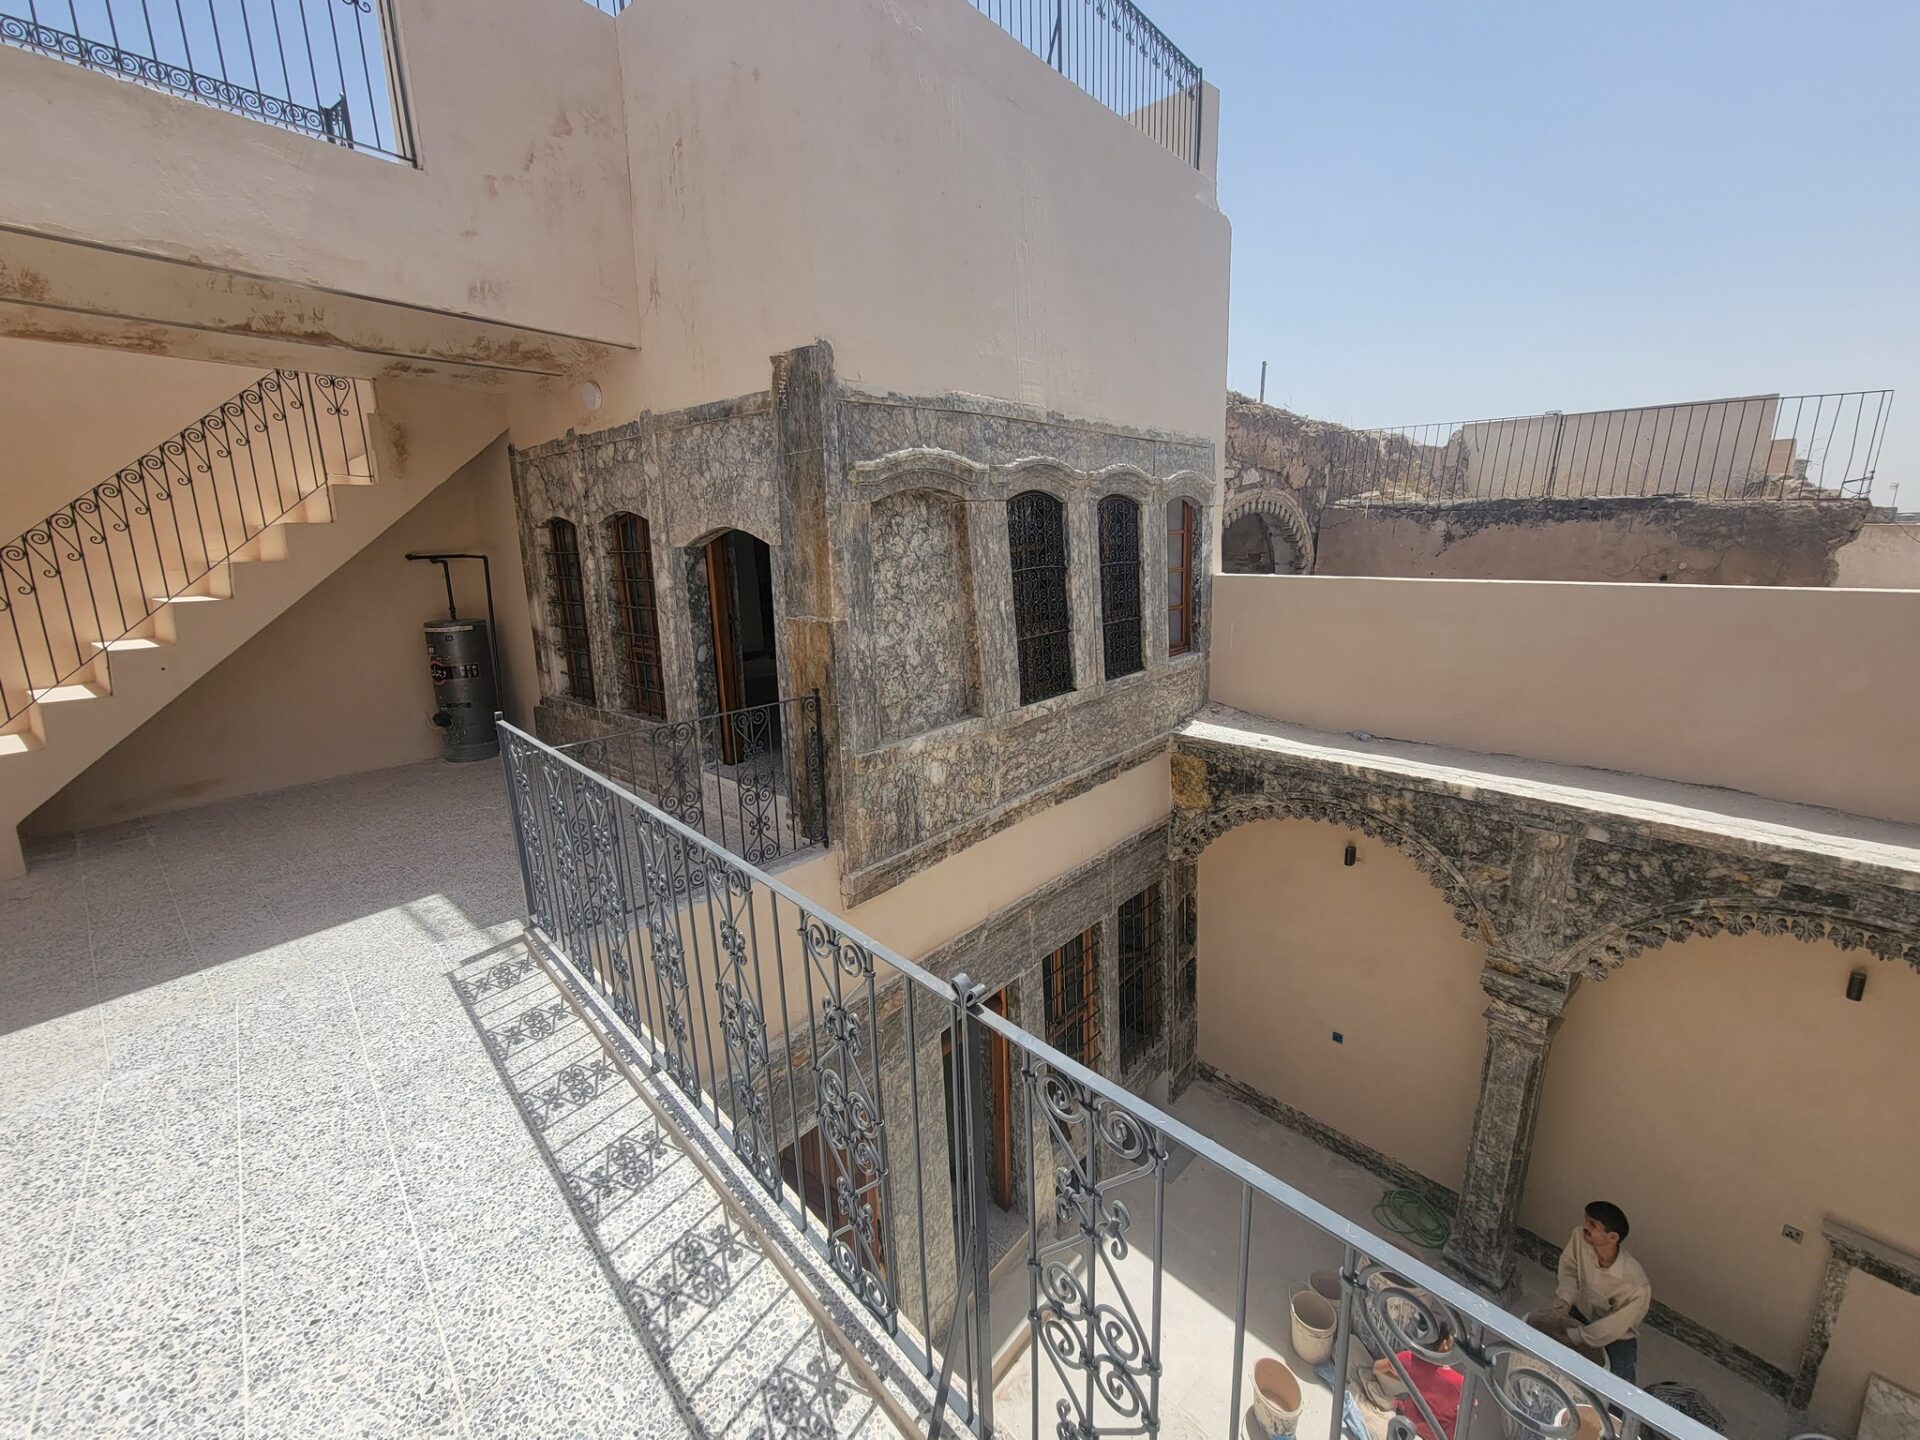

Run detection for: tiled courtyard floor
[[0, 759, 888, 1439]]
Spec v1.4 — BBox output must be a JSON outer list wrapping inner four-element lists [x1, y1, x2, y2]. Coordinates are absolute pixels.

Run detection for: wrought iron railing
[[1333, 390, 1894, 506], [501, 721, 1727, 1440], [559, 693, 827, 868], [969, 0, 1203, 168], [0, 0, 415, 161], [0, 368, 373, 726]]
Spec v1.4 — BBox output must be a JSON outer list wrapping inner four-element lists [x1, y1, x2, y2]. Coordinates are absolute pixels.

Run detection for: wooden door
[[704, 535, 745, 762], [944, 989, 1014, 1212]]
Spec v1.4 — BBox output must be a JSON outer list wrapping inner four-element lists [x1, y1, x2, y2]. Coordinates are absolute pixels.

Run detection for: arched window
[[1166, 498, 1197, 656], [1097, 494, 1144, 680], [607, 512, 665, 719], [543, 517, 595, 704], [1007, 490, 1074, 705]]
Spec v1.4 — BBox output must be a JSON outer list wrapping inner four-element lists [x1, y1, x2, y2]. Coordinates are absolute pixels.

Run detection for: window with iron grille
[[543, 517, 595, 705], [1008, 491, 1074, 705], [607, 512, 665, 719], [1117, 885, 1163, 1069], [1042, 928, 1099, 1069], [1167, 498, 1196, 656], [1098, 495, 1144, 680]]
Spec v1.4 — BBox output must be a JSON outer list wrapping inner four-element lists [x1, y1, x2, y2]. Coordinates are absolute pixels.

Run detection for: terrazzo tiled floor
[[0, 759, 889, 1440]]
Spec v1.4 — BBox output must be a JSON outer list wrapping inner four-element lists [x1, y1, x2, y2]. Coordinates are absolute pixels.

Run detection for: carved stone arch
[[1173, 793, 1496, 944], [998, 456, 1084, 502], [850, 447, 990, 503], [1164, 469, 1214, 508], [1089, 464, 1154, 503], [1225, 490, 1316, 573], [1562, 897, 1920, 981]]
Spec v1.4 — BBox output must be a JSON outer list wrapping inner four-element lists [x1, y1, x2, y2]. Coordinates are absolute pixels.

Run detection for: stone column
[[1441, 966, 1573, 1294]]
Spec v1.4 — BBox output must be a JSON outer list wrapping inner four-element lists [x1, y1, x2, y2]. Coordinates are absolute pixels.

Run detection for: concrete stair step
[[28, 681, 108, 704]]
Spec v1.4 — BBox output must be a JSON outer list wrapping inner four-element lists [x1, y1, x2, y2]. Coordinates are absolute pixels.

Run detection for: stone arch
[[1173, 793, 1495, 944], [1225, 490, 1315, 573], [1562, 898, 1920, 981]]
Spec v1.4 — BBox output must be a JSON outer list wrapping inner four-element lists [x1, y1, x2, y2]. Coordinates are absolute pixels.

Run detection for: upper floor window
[[1008, 491, 1074, 705], [543, 518, 595, 705], [1043, 928, 1099, 1069], [1097, 495, 1144, 681], [1167, 498, 1197, 656], [607, 513, 665, 720], [1117, 884, 1163, 1070]]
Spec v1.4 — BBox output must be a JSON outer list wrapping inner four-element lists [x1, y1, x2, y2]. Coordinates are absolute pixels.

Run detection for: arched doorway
[[696, 529, 779, 762]]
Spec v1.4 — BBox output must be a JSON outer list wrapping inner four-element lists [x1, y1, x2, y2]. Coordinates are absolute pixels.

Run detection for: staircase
[[0, 365, 503, 876]]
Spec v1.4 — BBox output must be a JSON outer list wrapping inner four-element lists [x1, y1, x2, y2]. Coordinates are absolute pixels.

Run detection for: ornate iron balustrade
[[0, 369, 373, 726], [501, 721, 1730, 1440], [0, 0, 415, 161], [968, 0, 1203, 168], [1340, 390, 1895, 506], [559, 693, 827, 868]]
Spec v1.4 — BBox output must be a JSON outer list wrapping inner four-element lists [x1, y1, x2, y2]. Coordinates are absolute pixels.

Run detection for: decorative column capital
[[1479, 962, 1574, 1040]]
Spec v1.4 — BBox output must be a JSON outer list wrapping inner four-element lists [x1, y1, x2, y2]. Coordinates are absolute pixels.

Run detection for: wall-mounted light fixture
[[1343, 843, 1357, 867], [580, 380, 604, 413], [1846, 969, 1867, 1002]]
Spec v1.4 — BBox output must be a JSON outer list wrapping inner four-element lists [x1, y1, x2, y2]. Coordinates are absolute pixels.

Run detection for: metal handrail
[[1332, 390, 1894, 506], [967, 0, 1204, 168], [558, 692, 829, 867], [0, 0, 416, 162], [0, 369, 372, 726], [500, 720, 1727, 1440]]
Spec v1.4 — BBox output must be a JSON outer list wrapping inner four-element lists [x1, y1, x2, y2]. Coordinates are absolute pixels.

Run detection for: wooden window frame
[[1098, 494, 1145, 681], [1008, 490, 1075, 705], [607, 512, 666, 720], [1042, 927, 1099, 1069], [1167, 497, 1196, 657], [543, 517, 596, 705], [1117, 884, 1163, 1070]]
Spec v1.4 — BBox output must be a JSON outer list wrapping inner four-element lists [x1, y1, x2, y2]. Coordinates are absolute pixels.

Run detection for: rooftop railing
[[1, 0, 415, 160], [501, 720, 1726, 1440], [969, 0, 1204, 168], [1333, 391, 1894, 507]]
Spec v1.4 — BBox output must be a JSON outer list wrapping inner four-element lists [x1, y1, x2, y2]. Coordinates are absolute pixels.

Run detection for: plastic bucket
[[1253, 1357, 1304, 1437], [1309, 1269, 1342, 1304], [1291, 1290, 1338, 1366]]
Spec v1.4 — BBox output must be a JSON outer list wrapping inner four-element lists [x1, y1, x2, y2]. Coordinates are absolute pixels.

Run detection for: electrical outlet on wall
[[1781, 1225, 1804, 1243]]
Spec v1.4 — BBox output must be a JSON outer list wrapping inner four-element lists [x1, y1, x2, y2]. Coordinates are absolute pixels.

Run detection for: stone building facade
[[510, 343, 1215, 902]]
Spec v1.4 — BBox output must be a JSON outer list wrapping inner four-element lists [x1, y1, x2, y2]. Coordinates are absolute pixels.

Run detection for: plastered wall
[[1522, 932, 1920, 1402], [614, 0, 1228, 447], [24, 438, 532, 834], [1194, 819, 1489, 1190], [1210, 574, 1920, 825], [0, 0, 637, 344]]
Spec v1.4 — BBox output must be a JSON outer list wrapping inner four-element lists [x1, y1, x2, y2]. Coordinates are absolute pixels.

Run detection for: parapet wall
[[1210, 573, 1920, 824]]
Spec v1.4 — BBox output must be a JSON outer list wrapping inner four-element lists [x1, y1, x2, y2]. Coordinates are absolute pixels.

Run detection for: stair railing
[[0, 368, 373, 726]]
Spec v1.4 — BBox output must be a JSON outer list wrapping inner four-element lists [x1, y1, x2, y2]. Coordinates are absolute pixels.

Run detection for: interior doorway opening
[[701, 529, 780, 762]]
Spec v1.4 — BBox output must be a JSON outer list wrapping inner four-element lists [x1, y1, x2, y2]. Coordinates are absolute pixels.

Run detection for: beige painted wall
[[607, 0, 1228, 448], [1522, 933, 1920, 1384], [1834, 523, 1920, 589], [0, 340, 262, 535], [787, 752, 1175, 961], [1809, 1273, 1920, 1436], [1210, 575, 1920, 825], [0, 0, 637, 344], [24, 437, 530, 833], [1194, 819, 1489, 1190]]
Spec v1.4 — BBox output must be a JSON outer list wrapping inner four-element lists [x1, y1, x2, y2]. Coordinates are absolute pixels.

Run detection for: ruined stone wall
[[1314, 495, 1869, 585], [1224, 393, 1872, 585]]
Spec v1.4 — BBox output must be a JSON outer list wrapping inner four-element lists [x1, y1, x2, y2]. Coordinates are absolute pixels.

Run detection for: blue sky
[[1148, 0, 1919, 505]]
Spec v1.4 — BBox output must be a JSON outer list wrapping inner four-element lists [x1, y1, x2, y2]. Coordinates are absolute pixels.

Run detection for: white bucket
[[1253, 1357, 1304, 1437], [1291, 1289, 1338, 1366]]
